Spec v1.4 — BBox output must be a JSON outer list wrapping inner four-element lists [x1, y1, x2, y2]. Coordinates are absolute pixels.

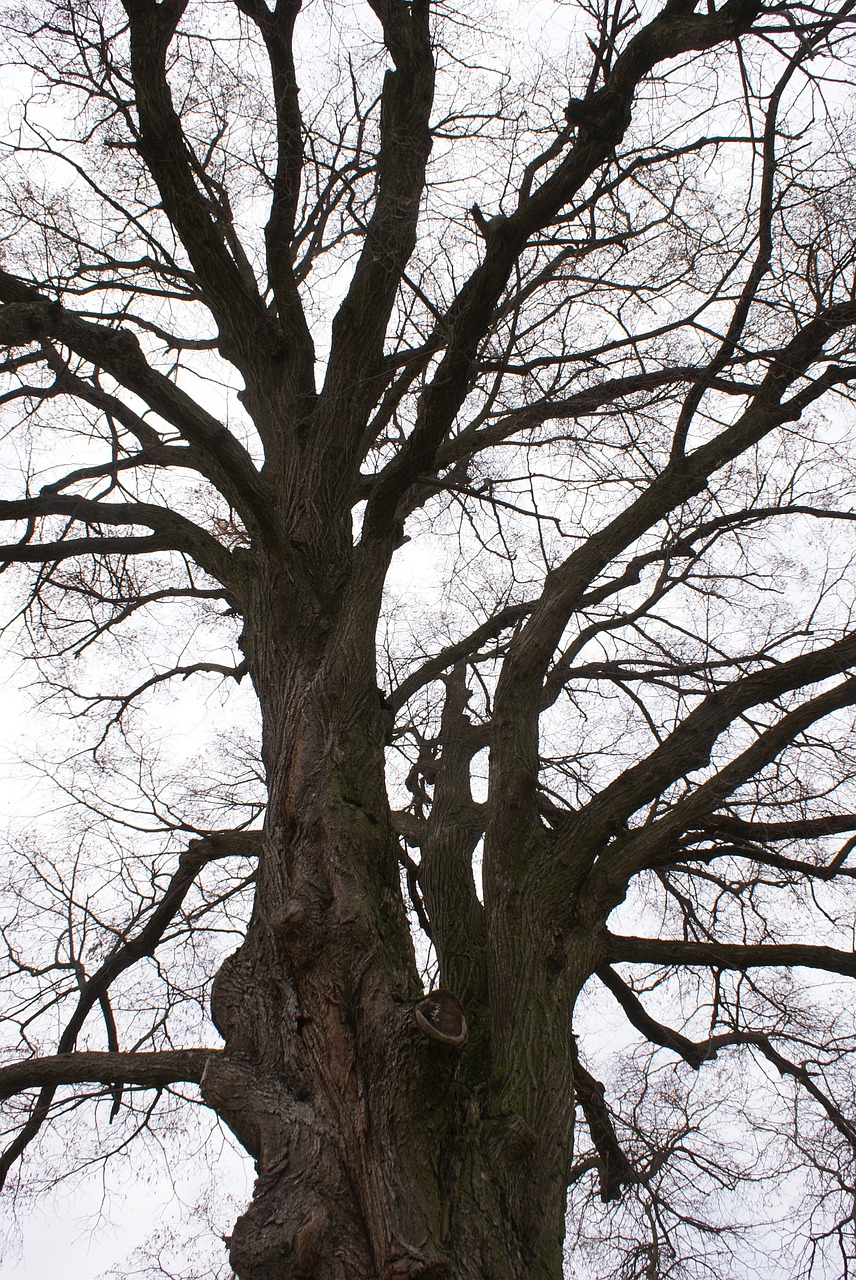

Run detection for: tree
[[1, 0, 856, 1274]]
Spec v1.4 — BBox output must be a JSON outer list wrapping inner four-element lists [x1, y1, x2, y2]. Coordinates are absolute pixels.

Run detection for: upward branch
[[486, 301, 856, 892], [233, 0, 316, 404], [120, 0, 275, 378], [317, 0, 434, 477], [362, 0, 765, 542]]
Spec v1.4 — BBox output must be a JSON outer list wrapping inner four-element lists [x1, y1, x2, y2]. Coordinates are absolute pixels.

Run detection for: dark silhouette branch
[[0, 829, 261, 1190], [571, 1038, 637, 1203], [605, 932, 856, 978], [597, 965, 856, 1148], [0, 274, 270, 529], [119, 0, 275, 377], [586, 673, 856, 899], [0, 492, 240, 589]]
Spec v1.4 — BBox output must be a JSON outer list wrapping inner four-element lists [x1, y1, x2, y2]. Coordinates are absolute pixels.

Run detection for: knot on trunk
[[267, 877, 333, 969]]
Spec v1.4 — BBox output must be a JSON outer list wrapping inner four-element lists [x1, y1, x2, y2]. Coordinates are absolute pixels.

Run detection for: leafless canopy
[[1, 0, 856, 1276]]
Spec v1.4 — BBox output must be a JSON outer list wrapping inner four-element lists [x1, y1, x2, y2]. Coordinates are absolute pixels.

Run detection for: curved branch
[[388, 598, 534, 710], [676, 834, 856, 883], [119, 0, 274, 375], [0, 829, 261, 1189], [79, 659, 250, 745], [503, 299, 856, 705], [0, 276, 270, 531], [362, 0, 766, 542], [586, 671, 856, 897], [470, 280, 856, 918], [0, 493, 240, 591], [597, 964, 737, 1069], [597, 966, 856, 1148], [575, 654, 856, 862], [434, 365, 755, 472]]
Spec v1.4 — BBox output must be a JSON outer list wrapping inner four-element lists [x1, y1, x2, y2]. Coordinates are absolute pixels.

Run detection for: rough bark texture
[[3, 1, 856, 1277], [197, 545, 588, 1278]]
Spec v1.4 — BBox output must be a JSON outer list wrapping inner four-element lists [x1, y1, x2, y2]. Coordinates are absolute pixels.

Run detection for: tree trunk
[[198, 552, 584, 1279]]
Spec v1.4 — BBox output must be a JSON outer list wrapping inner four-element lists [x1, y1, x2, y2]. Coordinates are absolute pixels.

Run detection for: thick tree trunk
[[194, 545, 591, 1274], [198, 555, 586, 1279]]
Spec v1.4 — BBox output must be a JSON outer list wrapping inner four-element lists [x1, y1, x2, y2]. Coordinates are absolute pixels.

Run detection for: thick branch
[[0, 492, 239, 591], [701, 813, 856, 843], [362, 0, 765, 541], [233, 0, 315, 392], [418, 665, 488, 1011], [0, 276, 270, 532], [120, 0, 274, 375], [585, 672, 856, 899], [318, 0, 434, 465], [571, 1039, 636, 1202], [0, 1049, 218, 1101], [605, 932, 856, 978]]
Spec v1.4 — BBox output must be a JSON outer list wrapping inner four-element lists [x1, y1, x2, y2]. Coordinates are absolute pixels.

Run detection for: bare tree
[[1, 0, 856, 1276]]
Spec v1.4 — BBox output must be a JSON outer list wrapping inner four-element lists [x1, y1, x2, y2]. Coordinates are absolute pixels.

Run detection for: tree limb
[[605, 932, 856, 978], [0, 829, 261, 1189], [0, 276, 270, 531], [0, 492, 240, 591], [0, 1049, 219, 1101], [119, 0, 275, 377]]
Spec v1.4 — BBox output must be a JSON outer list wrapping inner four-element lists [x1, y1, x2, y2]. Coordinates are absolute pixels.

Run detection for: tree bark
[[7, 1, 855, 1274], [198, 550, 584, 1279]]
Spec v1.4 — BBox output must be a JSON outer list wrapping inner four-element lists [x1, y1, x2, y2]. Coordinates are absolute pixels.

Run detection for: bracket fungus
[[414, 989, 468, 1048]]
